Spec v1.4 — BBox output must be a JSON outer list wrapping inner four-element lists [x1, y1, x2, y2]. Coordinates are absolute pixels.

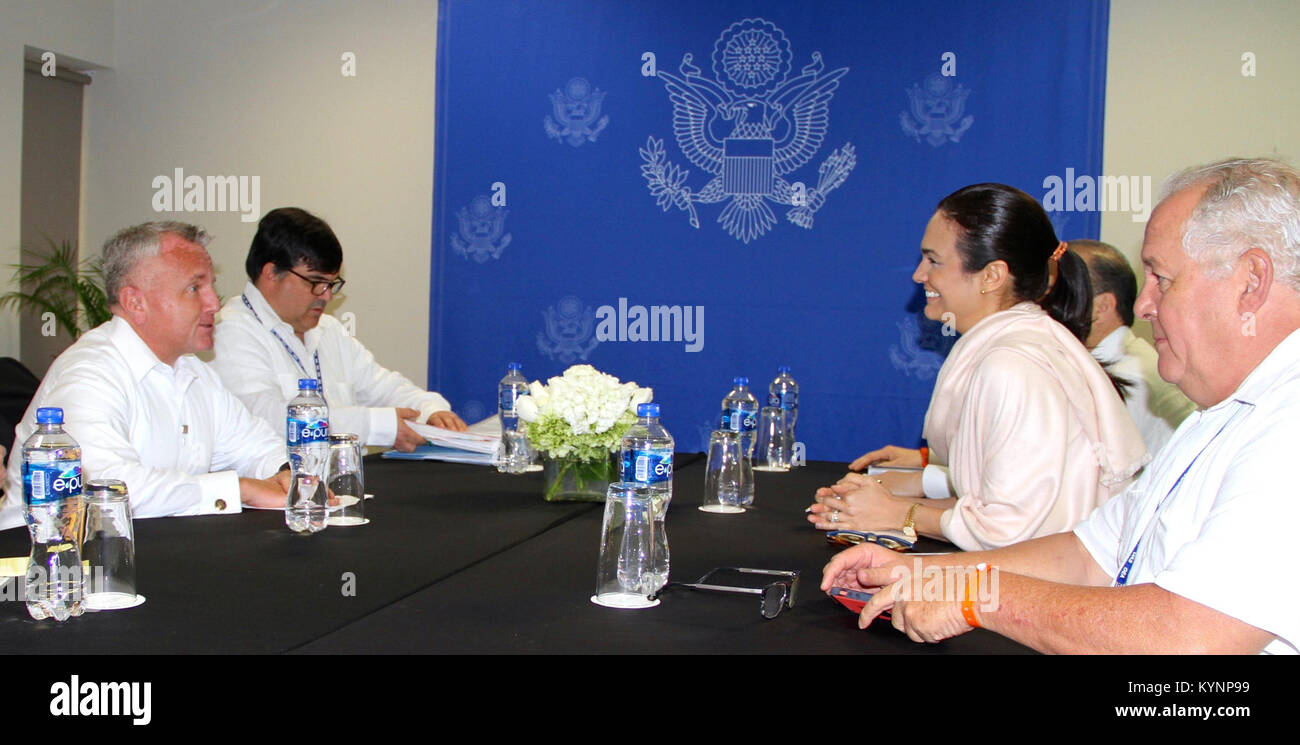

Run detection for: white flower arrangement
[[516, 364, 653, 462]]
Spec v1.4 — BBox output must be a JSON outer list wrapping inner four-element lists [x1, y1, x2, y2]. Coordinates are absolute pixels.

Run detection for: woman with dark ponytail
[[809, 183, 1149, 550]]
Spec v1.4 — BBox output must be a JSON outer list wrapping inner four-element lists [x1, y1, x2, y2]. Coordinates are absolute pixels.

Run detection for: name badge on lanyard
[[1114, 405, 1247, 586]]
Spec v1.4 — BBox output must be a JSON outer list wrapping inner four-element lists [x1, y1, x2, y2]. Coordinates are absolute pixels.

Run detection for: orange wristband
[[919, 446, 929, 468], [962, 563, 988, 628]]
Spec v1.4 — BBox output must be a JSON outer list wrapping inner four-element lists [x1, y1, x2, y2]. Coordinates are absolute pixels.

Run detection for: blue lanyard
[[1114, 405, 1246, 586], [241, 294, 322, 385]]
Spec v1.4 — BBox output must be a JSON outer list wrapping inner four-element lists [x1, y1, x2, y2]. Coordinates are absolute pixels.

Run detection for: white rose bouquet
[[516, 364, 653, 501]]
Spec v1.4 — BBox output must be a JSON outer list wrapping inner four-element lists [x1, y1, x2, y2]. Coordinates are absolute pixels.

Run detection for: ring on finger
[[830, 510, 840, 524]]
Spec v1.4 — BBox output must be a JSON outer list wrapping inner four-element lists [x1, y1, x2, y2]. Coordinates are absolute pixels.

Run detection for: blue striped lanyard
[[241, 294, 322, 385], [1114, 405, 1246, 586]]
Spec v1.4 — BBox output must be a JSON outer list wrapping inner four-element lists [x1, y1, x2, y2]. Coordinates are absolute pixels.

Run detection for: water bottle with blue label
[[619, 403, 673, 592], [719, 377, 759, 456], [286, 378, 329, 533], [21, 407, 85, 621], [497, 362, 536, 473], [498, 363, 528, 432], [768, 366, 799, 454]]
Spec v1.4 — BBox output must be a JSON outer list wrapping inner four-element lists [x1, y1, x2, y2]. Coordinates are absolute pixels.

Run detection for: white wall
[[3, 0, 1298, 388], [0, 0, 114, 359], [81, 0, 438, 385], [1101, 0, 1300, 256]]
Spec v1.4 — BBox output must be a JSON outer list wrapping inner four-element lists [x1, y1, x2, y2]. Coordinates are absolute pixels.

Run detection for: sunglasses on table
[[650, 567, 801, 620]]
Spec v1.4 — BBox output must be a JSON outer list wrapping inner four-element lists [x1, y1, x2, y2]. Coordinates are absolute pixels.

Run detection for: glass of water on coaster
[[592, 482, 659, 609], [82, 479, 143, 610], [701, 430, 749, 513], [327, 433, 367, 526], [753, 406, 792, 472]]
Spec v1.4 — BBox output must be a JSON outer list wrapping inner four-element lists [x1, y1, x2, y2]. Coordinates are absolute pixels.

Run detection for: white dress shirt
[[0, 316, 287, 530], [211, 282, 451, 447], [1092, 326, 1196, 455], [1075, 328, 1300, 654]]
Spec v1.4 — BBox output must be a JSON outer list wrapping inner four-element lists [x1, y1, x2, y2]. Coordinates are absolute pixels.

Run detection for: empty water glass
[[81, 480, 140, 610], [753, 407, 791, 472], [701, 430, 749, 514], [327, 433, 367, 526], [497, 428, 541, 473], [591, 482, 658, 609]]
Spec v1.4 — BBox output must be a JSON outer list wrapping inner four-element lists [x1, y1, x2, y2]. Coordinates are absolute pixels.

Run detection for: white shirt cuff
[[194, 471, 243, 515], [369, 407, 398, 448], [922, 464, 954, 499]]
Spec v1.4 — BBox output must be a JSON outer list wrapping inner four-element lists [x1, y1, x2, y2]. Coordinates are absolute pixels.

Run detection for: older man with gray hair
[[824, 157, 1300, 653], [0, 222, 290, 529]]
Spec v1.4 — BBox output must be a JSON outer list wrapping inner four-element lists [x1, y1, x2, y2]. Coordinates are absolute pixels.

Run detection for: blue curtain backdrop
[[430, 0, 1108, 460]]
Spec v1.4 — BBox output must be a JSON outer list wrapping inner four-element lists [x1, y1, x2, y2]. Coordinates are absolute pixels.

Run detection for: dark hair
[[936, 183, 1093, 344], [1069, 239, 1137, 327], [245, 207, 343, 281]]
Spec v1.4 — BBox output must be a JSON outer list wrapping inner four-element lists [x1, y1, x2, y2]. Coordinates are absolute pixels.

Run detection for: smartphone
[[829, 586, 891, 621], [829, 586, 873, 613]]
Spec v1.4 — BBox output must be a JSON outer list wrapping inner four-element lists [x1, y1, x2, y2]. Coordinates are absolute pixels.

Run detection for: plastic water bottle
[[768, 366, 799, 452], [619, 403, 673, 592], [286, 378, 329, 533], [497, 362, 533, 473], [719, 377, 759, 456], [21, 407, 85, 621], [498, 362, 528, 431]]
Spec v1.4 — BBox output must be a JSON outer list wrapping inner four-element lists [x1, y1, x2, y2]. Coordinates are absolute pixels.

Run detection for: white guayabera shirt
[[1075, 328, 1300, 655], [211, 282, 451, 448], [1091, 325, 1196, 457], [0, 316, 287, 530]]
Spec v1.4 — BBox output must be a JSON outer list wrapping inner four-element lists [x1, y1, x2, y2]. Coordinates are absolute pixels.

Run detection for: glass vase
[[541, 452, 615, 502]]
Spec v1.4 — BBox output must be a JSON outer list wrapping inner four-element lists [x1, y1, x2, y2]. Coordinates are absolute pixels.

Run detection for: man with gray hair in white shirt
[[824, 157, 1300, 654], [0, 222, 290, 529]]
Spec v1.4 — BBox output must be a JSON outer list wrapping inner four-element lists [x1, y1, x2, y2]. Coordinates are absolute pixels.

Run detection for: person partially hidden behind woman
[[808, 184, 1149, 550]]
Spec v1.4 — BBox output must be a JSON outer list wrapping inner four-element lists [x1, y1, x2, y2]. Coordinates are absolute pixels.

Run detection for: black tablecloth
[[0, 456, 1031, 654]]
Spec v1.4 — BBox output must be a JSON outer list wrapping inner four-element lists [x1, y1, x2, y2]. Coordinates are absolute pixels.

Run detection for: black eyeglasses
[[286, 268, 345, 296], [651, 567, 800, 619]]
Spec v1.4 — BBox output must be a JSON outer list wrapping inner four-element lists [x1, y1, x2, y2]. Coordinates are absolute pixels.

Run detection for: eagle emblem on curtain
[[640, 18, 856, 243]]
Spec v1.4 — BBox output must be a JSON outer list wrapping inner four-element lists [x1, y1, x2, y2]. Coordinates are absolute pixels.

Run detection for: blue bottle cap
[[508, 362, 522, 371], [778, 366, 791, 374], [637, 403, 660, 418], [734, 376, 749, 386], [298, 378, 320, 390], [35, 407, 64, 424]]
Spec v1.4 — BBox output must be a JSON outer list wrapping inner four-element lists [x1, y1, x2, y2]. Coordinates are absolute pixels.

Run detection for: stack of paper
[[381, 418, 502, 465]]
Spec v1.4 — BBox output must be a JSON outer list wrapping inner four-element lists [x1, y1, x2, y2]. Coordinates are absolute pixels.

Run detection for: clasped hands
[[806, 475, 914, 531], [806, 442, 926, 531]]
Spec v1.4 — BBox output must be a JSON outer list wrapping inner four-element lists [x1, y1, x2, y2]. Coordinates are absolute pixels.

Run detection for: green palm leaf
[[0, 238, 109, 338]]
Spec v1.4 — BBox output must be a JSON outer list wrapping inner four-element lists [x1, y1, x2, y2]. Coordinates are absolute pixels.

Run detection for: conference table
[[0, 456, 1031, 654]]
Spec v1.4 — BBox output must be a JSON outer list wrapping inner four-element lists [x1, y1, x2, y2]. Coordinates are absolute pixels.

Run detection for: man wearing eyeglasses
[[212, 207, 467, 453]]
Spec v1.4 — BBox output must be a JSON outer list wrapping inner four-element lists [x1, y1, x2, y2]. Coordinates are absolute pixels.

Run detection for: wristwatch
[[902, 503, 920, 542]]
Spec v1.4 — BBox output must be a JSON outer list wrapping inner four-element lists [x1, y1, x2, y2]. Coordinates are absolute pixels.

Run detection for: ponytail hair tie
[[1050, 241, 1068, 262]]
